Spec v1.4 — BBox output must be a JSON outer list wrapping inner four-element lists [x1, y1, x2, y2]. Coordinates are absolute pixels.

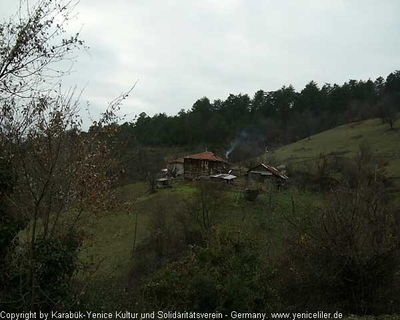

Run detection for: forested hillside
[[116, 71, 400, 162]]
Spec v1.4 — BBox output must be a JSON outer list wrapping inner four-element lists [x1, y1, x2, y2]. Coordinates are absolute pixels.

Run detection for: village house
[[246, 163, 289, 188], [183, 151, 228, 180]]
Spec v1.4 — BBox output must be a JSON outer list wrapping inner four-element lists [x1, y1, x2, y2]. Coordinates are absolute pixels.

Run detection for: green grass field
[[265, 118, 400, 178]]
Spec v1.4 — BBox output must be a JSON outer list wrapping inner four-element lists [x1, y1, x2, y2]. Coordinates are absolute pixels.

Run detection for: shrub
[[130, 196, 203, 288], [186, 181, 227, 231], [280, 183, 400, 314], [139, 227, 281, 313], [2, 233, 81, 311]]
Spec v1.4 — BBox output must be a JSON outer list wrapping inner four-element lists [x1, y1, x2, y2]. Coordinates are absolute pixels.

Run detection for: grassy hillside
[[79, 182, 198, 279], [78, 179, 322, 309], [84, 118, 400, 284], [266, 118, 400, 179], [79, 181, 295, 279], [75, 118, 400, 310]]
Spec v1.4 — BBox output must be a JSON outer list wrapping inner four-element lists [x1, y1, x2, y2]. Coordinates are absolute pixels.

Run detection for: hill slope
[[267, 118, 400, 179]]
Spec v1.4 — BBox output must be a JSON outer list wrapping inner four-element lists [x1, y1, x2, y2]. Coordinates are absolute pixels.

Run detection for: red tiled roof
[[184, 151, 227, 162]]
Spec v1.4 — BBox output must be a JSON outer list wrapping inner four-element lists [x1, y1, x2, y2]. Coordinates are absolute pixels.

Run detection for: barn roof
[[184, 151, 227, 163], [248, 163, 289, 180]]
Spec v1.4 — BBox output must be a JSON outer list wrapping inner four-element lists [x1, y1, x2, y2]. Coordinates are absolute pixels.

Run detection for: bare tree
[[0, 0, 84, 100], [0, 0, 133, 310], [186, 181, 226, 232], [378, 94, 398, 130], [1, 86, 132, 310]]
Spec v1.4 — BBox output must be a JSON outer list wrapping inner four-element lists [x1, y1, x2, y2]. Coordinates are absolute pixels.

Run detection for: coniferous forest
[[116, 73, 400, 161]]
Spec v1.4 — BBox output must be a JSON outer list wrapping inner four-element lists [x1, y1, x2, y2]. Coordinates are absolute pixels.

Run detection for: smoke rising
[[225, 130, 248, 159]]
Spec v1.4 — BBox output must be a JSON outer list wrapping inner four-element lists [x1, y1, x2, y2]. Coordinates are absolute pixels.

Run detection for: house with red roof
[[183, 151, 228, 180]]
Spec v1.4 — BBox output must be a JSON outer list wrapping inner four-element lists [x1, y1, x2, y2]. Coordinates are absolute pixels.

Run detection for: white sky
[[2, 0, 400, 126]]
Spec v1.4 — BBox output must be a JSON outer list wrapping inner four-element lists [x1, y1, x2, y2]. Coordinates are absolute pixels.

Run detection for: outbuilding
[[210, 173, 237, 184], [246, 163, 288, 188]]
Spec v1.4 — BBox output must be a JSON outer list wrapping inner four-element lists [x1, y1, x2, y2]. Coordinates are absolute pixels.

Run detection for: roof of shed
[[210, 173, 237, 180], [248, 163, 289, 180], [184, 151, 227, 162]]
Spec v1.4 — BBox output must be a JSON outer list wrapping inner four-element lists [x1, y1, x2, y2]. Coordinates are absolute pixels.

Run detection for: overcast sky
[[2, 0, 400, 125]]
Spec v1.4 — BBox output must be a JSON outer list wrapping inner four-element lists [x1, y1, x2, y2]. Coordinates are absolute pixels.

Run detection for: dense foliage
[[3, 234, 81, 311], [139, 228, 281, 313]]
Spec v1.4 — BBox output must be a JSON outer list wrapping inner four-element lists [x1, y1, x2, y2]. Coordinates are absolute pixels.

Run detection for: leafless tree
[[0, 0, 133, 310]]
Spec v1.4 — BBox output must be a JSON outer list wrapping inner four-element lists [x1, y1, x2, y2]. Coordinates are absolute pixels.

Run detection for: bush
[[280, 183, 400, 314], [131, 181, 227, 286], [139, 227, 281, 313], [2, 233, 81, 311], [186, 181, 227, 231], [286, 155, 339, 192], [130, 196, 204, 288]]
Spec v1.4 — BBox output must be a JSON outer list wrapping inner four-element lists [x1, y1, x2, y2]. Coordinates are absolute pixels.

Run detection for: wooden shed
[[246, 163, 289, 188], [184, 151, 228, 180]]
